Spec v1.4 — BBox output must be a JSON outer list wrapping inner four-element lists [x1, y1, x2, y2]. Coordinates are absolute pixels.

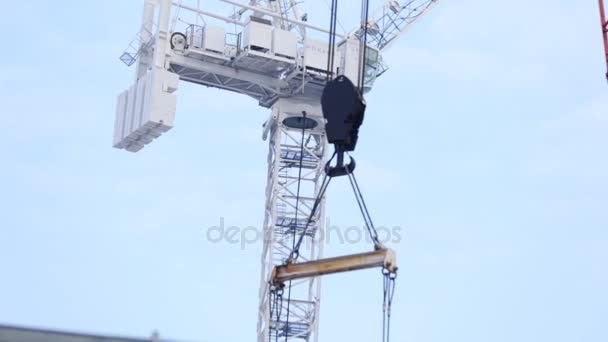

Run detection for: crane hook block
[[321, 75, 366, 152], [321, 75, 366, 177]]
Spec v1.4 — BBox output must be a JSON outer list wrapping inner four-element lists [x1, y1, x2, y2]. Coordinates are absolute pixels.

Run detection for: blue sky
[[0, 1, 607, 341]]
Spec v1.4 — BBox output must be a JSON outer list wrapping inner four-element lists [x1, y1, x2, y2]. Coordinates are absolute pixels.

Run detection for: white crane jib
[[111, 1, 437, 341]]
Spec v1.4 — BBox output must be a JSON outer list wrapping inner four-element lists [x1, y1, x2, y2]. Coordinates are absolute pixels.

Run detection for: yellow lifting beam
[[271, 248, 397, 286]]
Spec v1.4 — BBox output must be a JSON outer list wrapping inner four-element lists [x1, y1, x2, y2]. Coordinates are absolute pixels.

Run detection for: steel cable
[[382, 268, 397, 342], [345, 168, 380, 247], [358, 0, 371, 91], [326, 0, 338, 80], [283, 112, 308, 341], [290, 169, 333, 260]]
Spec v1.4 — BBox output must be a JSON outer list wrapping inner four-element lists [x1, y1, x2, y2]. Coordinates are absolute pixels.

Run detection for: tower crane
[[112, 1, 437, 341]]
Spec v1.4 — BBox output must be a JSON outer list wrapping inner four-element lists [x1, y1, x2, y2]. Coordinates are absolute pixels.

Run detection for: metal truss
[[167, 49, 327, 108], [257, 99, 327, 342], [168, 57, 281, 107], [115, 1, 437, 340], [353, 0, 438, 51]]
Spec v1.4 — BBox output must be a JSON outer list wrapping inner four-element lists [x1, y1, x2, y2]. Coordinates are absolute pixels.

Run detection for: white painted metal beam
[[168, 54, 289, 94], [220, 0, 346, 38], [171, 1, 246, 26]]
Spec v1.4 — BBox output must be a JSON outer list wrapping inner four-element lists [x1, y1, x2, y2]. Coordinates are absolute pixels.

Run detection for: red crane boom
[[600, 0, 608, 80]]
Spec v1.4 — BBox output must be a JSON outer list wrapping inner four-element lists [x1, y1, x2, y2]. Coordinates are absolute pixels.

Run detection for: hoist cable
[[382, 268, 397, 342], [346, 169, 380, 247], [283, 112, 308, 341], [289, 115, 307, 251], [269, 286, 284, 342], [322, 0, 347, 34], [269, 290, 274, 342], [382, 272, 388, 342], [350, 171, 375, 231], [289, 151, 337, 261], [343, 153, 380, 247], [326, 0, 338, 80], [358, 0, 371, 92], [290, 169, 333, 261]]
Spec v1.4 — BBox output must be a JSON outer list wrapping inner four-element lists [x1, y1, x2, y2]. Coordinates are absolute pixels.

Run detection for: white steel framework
[[258, 99, 327, 342], [112, 1, 437, 341]]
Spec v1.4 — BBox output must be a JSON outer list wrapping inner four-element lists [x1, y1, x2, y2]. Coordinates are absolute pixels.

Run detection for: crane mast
[[112, 1, 437, 341], [257, 98, 327, 342]]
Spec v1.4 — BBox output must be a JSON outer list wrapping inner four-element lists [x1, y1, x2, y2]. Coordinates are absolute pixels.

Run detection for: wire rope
[[283, 112, 308, 341]]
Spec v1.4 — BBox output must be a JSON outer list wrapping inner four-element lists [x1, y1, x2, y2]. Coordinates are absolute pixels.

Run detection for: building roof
[[0, 324, 165, 342]]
